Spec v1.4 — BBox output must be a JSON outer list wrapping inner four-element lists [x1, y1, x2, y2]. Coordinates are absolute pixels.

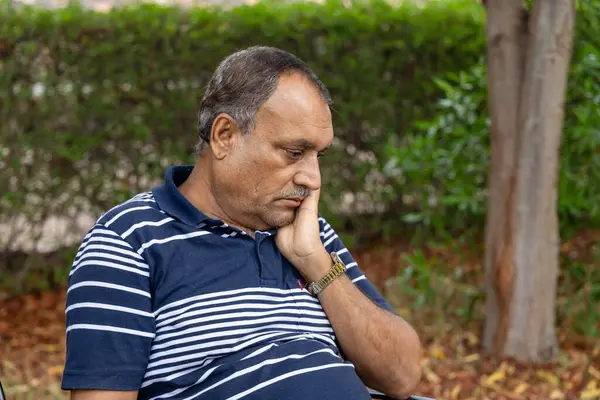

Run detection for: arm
[[61, 223, 155, 396], [71, 390, 138, 400], [276, 189, 422, 399], [303, 250, 422, 399]]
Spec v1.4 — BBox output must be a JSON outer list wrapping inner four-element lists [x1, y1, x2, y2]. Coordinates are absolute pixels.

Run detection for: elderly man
[[62, 46, 422, 400]]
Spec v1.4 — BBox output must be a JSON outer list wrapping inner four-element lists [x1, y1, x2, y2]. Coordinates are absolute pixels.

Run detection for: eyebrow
[[287, 139, 331, 152]]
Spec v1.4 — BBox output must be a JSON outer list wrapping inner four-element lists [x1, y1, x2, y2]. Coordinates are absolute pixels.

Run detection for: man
[[62, 46, 422, 400]]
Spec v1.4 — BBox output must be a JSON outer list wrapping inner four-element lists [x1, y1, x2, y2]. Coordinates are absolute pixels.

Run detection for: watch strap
[[306, 252, 346, 296]]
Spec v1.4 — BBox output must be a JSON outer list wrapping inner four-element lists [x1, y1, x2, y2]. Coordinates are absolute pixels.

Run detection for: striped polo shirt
[[62, 165, 395, 399]]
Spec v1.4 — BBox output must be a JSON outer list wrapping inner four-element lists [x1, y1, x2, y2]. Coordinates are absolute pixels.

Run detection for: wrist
[[295, 248, 332, 283], [306, 251, 347, 296]]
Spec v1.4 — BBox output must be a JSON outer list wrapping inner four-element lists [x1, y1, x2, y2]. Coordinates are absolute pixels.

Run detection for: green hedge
[[0, 0, 486, 248], [383, 0, 600, 240]]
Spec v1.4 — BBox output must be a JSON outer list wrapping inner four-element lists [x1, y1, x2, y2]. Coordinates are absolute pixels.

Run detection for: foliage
[[383, 1, 600, 241], [0, 0, 486, 258], [385, 229, 600, 339]]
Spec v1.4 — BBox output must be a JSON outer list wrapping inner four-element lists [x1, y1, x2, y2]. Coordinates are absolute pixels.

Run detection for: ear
[[209, 113, 241, 160]]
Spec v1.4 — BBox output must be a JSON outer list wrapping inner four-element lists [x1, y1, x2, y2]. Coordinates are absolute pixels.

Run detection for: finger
[[299, 188, 320, 216]]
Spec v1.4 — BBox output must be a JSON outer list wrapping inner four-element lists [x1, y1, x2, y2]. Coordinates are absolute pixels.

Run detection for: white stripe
[[352, 276, 366, 283], [122, 217, 175, 239], [157, 303, 326, 332], [225, 363, 352, 400], [150, 330, 289, 361], [323, 234, 339, 248], [69, 259, 149, 277], [150, 330, 337, 359], [66, 302, 154, 317], [174, 349, 340, 400], [151, 323, 334, 352], [320, 229, 336, 239], [74, 244, 145, 261], [97, 196, 152, 223], [79, 236, 134, 252], [336, 248, 349, 256], [155, 287, 315, 317], [67, 281, 151, 298], [147, 332, 301, 372], [105, 206, 154, 227], [301, 332, 338, 348], [346, 262, 357, 270], [157, 292, 322, 322], [154, 315, 332, 343], [241, 343, 279, 361], [129, 198, 156, 203], [157, 298, 324, 328], [66, 323, 155, 338], [137, 230, 212, 255], [144, 363, 217, 393], [82, 227, 119, 242], [146, 332, 298, 379], [73, 251, 149, 269]]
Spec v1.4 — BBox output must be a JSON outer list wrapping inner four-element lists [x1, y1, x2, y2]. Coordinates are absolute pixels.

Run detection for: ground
[[1, 238, 599, 399]]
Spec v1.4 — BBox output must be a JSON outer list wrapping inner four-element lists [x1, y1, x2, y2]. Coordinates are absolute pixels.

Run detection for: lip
[[279, 198, 304, 207]]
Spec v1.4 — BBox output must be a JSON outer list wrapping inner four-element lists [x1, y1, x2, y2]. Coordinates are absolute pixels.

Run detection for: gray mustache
[[281, 187, 310, 198]]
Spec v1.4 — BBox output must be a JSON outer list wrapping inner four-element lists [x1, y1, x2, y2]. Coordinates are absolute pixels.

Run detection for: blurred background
[[0, 0, 598, 398]]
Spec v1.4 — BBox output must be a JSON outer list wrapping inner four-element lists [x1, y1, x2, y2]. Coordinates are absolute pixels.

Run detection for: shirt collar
[[152, 165, 279, 235], [152, 165, 214, 227]]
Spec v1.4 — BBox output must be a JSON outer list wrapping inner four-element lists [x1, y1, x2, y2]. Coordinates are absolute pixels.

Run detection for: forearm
[[302, 252, 422, 399], [71, 390, 138, 400]]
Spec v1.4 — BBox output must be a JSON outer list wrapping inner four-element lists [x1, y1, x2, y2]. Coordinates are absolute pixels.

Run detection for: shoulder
[[96, 191, 166, 236]]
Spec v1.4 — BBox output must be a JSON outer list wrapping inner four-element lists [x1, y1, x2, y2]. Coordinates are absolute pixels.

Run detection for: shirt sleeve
[[318, 216, 395, 314], [61, 223, 155, 391]]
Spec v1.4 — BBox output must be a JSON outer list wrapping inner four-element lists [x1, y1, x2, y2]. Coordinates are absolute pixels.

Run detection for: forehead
[[254, 73, 333, 148]]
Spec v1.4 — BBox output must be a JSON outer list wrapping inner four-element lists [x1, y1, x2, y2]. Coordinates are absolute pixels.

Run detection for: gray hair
[[195, 46, 333, 154]]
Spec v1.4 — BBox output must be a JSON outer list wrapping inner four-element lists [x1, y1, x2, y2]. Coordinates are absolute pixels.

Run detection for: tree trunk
[[483, 0, 575, 362]]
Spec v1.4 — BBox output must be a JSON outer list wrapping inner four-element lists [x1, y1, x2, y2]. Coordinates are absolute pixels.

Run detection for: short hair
[[195, 46, 333, 154]]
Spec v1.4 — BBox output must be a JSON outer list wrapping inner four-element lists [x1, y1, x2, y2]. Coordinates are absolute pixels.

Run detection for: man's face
[[212, 73, 334, 230]]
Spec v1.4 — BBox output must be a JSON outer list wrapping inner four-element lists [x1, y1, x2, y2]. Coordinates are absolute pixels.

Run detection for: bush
[[0, 0, 487, 254], [383, 0, 600, 240]]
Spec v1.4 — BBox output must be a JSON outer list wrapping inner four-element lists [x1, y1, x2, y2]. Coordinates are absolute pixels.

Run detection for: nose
[[293, 155, 321, 191]]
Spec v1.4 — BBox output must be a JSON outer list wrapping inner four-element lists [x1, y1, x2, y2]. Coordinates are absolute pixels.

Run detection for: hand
[[276, 188, 329, 277]]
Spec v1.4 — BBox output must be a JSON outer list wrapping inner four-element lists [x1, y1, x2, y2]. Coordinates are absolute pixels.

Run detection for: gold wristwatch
[[306, 252, 346, 296]]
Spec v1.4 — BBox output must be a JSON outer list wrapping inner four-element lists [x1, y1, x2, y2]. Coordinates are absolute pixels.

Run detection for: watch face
[[330, 252, 342, 265]]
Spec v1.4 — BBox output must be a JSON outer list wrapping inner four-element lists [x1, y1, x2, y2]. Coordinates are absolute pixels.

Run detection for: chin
[[262, 210, 296, 228]]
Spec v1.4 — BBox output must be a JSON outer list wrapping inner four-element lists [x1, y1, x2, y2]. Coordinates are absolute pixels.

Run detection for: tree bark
[[483, 0, 575, 362]]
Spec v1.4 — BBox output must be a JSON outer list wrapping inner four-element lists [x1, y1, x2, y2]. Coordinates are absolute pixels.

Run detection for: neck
[[178, 158, 257, 236]]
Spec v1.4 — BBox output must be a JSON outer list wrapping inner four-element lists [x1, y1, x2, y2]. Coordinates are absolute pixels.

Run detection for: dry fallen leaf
[[482, 368, 505, 387], [514, 382, 529, 394], [429, 343, 445, 360], [47, 365, 64, 376], [450, 384, 461, 399], [581, 388, 600, 400], [461, 353, 480, 364], [589, 366, 600, 381], [423, 365, 441, 384], [536, 370, 560, 386]]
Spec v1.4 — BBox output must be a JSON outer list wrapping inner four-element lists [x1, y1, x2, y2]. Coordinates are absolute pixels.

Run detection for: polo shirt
[[62, 165, 395, 399]]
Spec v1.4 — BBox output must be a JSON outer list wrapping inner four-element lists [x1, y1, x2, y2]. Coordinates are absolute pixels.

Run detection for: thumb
[[298, 187, 320, 217]]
